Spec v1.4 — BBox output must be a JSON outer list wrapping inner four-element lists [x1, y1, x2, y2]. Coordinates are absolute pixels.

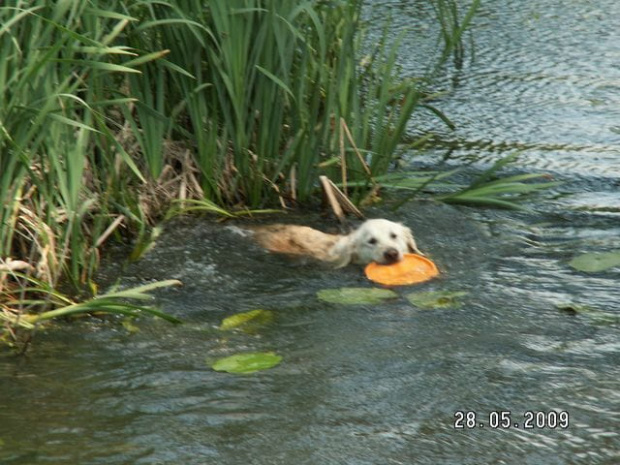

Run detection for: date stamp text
[[454, 411, 569, 429]]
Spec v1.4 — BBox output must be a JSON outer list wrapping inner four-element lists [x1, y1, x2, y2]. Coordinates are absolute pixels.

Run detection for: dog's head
[[332, 219, 422, 267]]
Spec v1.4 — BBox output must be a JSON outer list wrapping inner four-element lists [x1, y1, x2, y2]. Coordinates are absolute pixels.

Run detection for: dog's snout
[[383, 247, 400, 263]]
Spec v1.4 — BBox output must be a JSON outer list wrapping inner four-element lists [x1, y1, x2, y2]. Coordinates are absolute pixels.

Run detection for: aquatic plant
[[316, 287, 398, 305], [124, 0, 471, 206], [376, 153, 560, 211], [568, 250, 620, 273], [210, 351, 283, 374], [0, 276, 181, 350], [0, 0, 480, 345], [436, 153, 562, 210], [0, 2, 181, 345]]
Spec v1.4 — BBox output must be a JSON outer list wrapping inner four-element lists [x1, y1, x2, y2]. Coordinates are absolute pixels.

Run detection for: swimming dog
[[251, 219, 422, 268]]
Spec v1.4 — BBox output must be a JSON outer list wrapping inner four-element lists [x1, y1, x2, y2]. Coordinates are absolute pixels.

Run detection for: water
[[372, 0, 620, 174], [2, 1, 619, 463]]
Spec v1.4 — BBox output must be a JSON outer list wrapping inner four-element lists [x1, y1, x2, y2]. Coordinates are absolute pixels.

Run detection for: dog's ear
[[404, 227, 424, 256]]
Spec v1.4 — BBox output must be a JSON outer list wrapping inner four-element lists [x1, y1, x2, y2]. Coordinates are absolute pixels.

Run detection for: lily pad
[[556, 303, 619, 326], [122, 318, 140, 334], [406, 290, 468, 309], [317, 287, 398, 305], [211, 351, 282, 374], [556, 303, 593, 315], [569, 251, 620, 273], [219, 309, 274, 332]]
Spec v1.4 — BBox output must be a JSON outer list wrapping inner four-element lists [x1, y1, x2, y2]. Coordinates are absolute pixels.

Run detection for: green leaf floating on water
[[406, 290, 468, 309], [219, 309, 274, 331], [317, 287, 398, 305], [211, 352, 282, 374], [556, 303, 619, 325], [568, 250, 620, 273], [121, 318, 140, 334]]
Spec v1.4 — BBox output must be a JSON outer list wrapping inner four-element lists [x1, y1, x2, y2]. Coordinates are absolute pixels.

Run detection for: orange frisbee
[[365, 254, 439, 286]]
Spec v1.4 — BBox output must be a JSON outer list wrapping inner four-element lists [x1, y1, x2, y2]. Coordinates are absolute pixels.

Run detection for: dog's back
[[250, 224, 341, 263]]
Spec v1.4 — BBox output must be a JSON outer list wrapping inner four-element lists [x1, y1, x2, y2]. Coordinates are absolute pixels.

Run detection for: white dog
[[251, 219, 422, 268]]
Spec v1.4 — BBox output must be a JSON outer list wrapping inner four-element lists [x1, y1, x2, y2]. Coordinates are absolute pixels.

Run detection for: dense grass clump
[[0, 0, 484, 345], [122, 0, 453, 206]]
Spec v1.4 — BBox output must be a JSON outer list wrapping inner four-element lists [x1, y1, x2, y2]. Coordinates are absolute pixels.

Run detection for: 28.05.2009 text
[[454, 411, 569, 429]]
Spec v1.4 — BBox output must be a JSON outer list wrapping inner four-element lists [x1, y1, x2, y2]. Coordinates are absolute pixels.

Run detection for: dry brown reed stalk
[[137, 140, 206, 223]]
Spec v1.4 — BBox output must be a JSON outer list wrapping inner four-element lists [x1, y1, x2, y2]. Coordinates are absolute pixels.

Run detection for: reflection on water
[[371, 0, 620, 176], [2, 0, 619, 463]]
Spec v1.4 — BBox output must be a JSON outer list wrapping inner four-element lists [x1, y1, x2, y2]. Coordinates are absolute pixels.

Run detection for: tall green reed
[[126, 0, 465, 206], [0, 2, 185, 347], [1, 0, 480, 273], [432, 0, 480, 71], [0, 2, 159, 291]]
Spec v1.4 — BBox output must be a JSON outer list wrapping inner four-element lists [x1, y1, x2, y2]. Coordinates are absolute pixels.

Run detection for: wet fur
[[251, 219, 422, 268]]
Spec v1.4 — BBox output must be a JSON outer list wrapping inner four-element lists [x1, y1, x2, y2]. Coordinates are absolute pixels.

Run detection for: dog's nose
[[383, 248, 399, 263]]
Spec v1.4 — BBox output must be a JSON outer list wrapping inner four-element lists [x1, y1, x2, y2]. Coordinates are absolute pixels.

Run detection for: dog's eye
[[368, 237, 377, 245], [390, 232, 397, 239]]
